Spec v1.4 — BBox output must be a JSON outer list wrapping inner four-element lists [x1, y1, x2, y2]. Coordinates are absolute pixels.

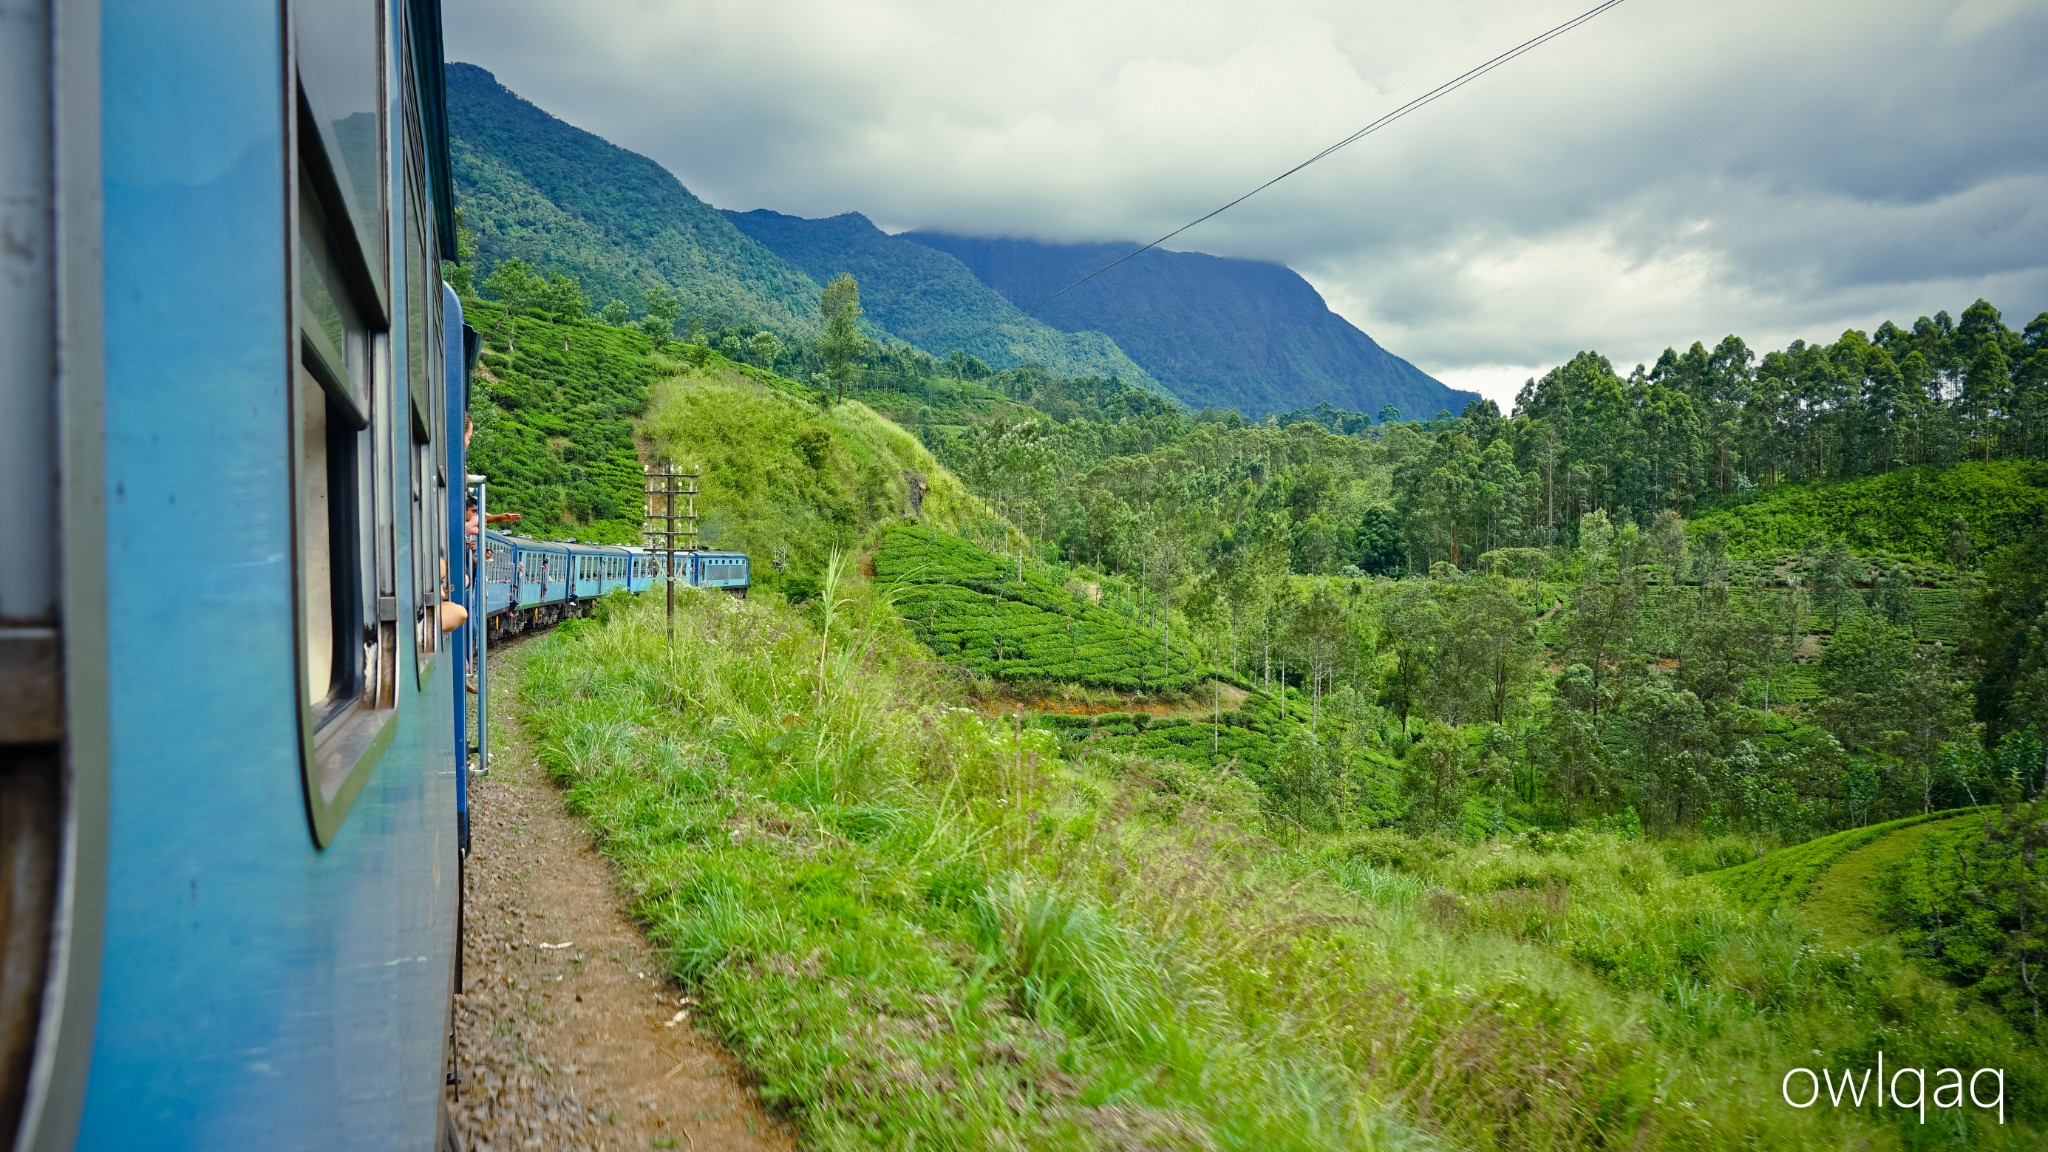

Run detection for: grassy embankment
[[521, 585, 2043, 1151]]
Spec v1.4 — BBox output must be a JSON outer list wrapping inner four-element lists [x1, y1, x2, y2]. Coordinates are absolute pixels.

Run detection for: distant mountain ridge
[[448, 63, 1470, 418], [448, 63, 823, 334], [903, 233, 1473, 418], [721, 209, 1161, 389]]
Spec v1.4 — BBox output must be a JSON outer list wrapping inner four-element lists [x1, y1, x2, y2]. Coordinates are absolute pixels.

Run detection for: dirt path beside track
[[447, 648, 796, 1152]]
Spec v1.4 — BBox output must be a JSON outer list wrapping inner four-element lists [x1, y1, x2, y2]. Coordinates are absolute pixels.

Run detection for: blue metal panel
[[81, 2, 454, 1145]]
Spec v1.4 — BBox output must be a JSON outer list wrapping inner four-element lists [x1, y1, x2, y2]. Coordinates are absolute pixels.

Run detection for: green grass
[[1691, 460, 2048, 565], [1707, 809, 1984, 910], [873, 525, 1207, 693], [1800, 813, 1989, 944], [517, 592, 2048, 1150]]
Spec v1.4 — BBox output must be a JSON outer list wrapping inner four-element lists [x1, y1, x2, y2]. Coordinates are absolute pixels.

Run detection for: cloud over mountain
[[445, 0, 2048, 405]]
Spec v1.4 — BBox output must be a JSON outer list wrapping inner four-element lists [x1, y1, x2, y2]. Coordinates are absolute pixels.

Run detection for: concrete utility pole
[[642, 463, 699, 644]]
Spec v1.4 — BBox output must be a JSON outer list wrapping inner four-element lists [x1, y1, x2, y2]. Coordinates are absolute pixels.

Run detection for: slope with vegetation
[[723, 209, 1161, 389], [519, 577, 2046, 1150], [1690, 459, 2048, 564], [449, 63, 824, 333], [463, 297, 662, 543], [641, 360, 981, 590], [873, 525, 1205, 693]]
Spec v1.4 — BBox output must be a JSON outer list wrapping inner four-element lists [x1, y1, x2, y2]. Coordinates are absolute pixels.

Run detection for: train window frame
[[287, 0, 401, 848], [401, 46, 443, 689]]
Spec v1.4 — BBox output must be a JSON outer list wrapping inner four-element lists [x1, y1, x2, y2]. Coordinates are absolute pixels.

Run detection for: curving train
[[3, 3, 740, 1148], [477, 533, 748, 640]]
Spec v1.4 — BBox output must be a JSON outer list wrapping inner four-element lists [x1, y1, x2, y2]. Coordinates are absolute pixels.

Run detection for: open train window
[[290, 0, 398, 847]]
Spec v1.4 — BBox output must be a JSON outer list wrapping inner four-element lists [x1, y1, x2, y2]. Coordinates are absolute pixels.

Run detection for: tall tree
[[819, 273, 866, 405], [540, 272, 587, 321], [639, 285, 681, 349], [481, 258, 543, 355], [1969, 524, 2048, 764], [1962, 339, 2013, 461]]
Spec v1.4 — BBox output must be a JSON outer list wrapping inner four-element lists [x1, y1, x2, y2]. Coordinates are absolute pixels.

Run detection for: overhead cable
[[962, 0, 1631, 346]]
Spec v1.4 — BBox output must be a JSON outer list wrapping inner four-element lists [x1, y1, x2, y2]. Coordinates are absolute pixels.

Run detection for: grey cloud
[[446, 0, 2048, 406]]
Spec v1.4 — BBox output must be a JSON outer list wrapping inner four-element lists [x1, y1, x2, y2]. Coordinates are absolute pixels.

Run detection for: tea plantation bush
[[874, 526, 1207, 692]]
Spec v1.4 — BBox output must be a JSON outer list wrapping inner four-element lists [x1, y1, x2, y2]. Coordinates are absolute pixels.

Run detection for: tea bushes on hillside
[[875, 526, 1206, 692]]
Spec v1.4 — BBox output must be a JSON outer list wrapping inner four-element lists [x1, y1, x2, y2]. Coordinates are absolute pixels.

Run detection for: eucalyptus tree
[[1811, 538, 1864, 631], [819, 273, 865, 404]]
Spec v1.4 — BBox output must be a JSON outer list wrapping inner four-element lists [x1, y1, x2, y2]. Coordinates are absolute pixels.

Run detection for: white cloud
[[446, 0, 2048, 403]]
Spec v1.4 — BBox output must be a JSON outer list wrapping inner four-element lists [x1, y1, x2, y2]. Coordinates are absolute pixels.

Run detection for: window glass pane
[[296, 0, 384, 291], [300, 367, 335, 705], [298, 182, 365, 417]]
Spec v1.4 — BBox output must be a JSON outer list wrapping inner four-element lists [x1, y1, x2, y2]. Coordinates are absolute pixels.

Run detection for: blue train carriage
[[495, 536, 568, 637], [481, 528, 516, 618], [5, 1, 477, 1147], [625, 547, 658, 594], [568, 542, 634, 600], [695, 551, 753, 596]]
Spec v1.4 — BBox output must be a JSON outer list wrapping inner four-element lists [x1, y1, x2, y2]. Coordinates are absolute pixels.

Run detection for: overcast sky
[[446, 0, 2048, 408]]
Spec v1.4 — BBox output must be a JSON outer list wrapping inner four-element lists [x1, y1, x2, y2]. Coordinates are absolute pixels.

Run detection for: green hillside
[[640, 364, 982, 586], [1691, 460, 2048, 565], [1709, 809, 1981, 910], [724, 210, 1164, 391], [464, 299, 661, 543], [449, 63, 824, 333], [1801, 811, 1989, 943]]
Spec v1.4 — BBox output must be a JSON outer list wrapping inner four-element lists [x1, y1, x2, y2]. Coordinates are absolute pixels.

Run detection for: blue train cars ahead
[[626, 548, 658, 594], [6, 0, 476, 1147], [514, 540, 570, 617], [482, 529, 517, 618], [694, 551, 753, 595], [569, 543, 634, 600]]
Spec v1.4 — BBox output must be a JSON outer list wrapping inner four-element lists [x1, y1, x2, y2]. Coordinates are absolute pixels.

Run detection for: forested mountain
[[722, 209, 1161, 389], [903, 231, 1472, 418], [447, 63, 824, 333], [450, 65, 1465, 419]]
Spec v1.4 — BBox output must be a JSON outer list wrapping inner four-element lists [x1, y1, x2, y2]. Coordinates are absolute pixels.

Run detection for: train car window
[[294, 0, 386, 308], [290, 1, 401, 846]]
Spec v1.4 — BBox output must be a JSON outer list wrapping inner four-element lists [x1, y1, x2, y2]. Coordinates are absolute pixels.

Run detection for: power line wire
[[960, 0, 1631, 349]]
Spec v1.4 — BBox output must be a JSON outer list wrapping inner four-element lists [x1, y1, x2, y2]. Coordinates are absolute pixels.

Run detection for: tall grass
[[519, 589, 2044, 1150]]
